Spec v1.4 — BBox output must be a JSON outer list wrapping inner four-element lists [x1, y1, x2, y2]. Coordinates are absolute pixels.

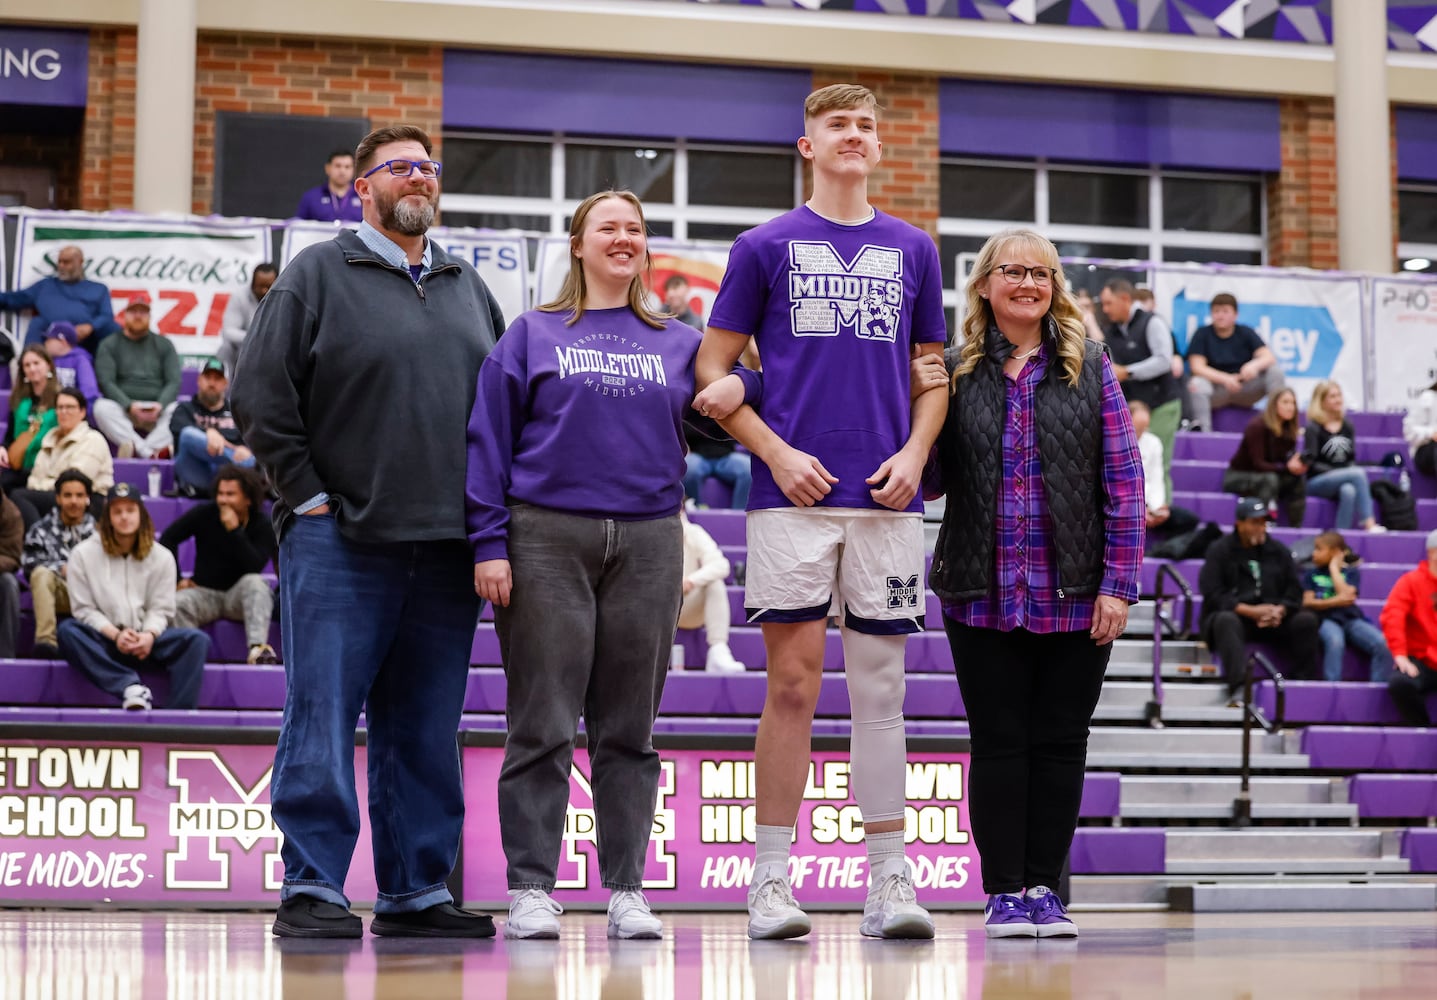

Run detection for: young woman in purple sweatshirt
[[466, 190, 750, 942]]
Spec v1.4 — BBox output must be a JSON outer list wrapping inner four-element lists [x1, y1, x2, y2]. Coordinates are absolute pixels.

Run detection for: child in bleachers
[[1129, 399, 1198, 548], [677, 510, 744, 672], [1299, 530, 1394, 682]]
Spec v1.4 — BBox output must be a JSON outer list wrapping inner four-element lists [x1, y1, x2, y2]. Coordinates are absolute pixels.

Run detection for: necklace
[[1010, 343, 1041, 361]]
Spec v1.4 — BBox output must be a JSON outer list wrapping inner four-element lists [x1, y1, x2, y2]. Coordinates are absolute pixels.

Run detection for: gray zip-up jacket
[[231, 230, 505, 543]]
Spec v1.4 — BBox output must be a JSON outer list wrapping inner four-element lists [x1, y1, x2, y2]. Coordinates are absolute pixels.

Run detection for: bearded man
[[232, 125, 506, 940]]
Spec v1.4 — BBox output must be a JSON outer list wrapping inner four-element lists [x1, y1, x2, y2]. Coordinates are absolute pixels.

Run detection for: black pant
[[1415, 441, 1437, 478], [1221, 469, 1306, 527], [1389, 659, 1437, 726], [1202, 609, 1321, 693], [944, 619, 1111, 896]]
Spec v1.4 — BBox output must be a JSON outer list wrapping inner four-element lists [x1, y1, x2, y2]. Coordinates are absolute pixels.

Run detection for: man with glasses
[[1099, 278, 1181, 505], [234, 125, 505, 940]]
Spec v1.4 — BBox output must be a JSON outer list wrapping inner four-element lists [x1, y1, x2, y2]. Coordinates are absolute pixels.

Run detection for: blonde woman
[[1304, 380, 1384, 532], [927, 227, 1144, 938]]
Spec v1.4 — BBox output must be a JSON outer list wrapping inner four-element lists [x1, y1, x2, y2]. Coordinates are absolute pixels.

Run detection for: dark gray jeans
[[495, 504, 682, 891]]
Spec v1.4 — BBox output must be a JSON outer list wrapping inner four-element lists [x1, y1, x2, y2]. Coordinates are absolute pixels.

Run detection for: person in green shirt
[[2, 345, 60, 491], [92, 297, 181, 459]]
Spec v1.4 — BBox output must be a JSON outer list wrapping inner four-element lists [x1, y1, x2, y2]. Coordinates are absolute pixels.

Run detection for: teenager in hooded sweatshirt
[[466, 190, 756, 943]]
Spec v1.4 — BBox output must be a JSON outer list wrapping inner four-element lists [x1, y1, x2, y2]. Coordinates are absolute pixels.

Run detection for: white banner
[[534, 237, 731, 322], [1371, 276, 1437, 413], [10, 211, 271, 358], [280, 221, 530, 327], [1150, 265, 1367, 408]]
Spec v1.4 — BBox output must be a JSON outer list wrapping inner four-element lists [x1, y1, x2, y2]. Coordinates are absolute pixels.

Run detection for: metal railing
[[1232, 648, 1287, 827], [1147, 563, 1195, 729]]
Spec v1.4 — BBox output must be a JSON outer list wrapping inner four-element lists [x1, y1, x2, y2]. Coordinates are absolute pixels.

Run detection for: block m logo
[[167, 750, 282, 891], [787, 241, 905, 341]]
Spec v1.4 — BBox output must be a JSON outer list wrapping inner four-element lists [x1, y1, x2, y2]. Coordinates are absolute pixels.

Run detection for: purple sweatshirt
[[53, 350, 101, 405], [293, 183, 363, 223], [466, 307, 703, 562]]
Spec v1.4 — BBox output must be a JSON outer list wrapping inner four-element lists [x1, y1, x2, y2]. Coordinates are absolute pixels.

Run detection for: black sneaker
[[31, 641, 59, 659], [370, 902, 496, 938], [272, 896, 362, 939]]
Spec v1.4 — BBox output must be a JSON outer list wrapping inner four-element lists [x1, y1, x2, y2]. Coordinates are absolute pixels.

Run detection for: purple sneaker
[[1026, 885, 1078, 938], [984, 893, 1035, 938]]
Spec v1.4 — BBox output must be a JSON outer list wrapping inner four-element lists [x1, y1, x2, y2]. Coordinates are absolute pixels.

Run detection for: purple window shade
[[940, 80, 1279, 172], [1396, 107, 1437, 182], [0, 28, 87, 109], [443, 50, 811, 145]]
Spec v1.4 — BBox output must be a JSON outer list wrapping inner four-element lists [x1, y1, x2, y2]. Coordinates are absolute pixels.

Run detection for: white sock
[[755, 824, 794, 875], [865, 829, 906, 880]]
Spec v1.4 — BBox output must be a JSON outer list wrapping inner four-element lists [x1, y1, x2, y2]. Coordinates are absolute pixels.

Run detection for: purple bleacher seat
[[1069, 829, 1165, 874], [1253, 681, 1437, 723], [1078, 773, 1120, 818], [1348, 774, 1437, 818], [1169, 461, 1227, 493], [113, 459, 176, 494], [1402, 829, 1437, 873], [1300, 726, 1437, 770], [698, 479, 736, 510], [180, 367, 199, 397], [1203, 409, 1403, 438], [688, 510, 744, 546]]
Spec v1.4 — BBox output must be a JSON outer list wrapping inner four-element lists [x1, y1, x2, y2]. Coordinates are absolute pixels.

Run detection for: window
[[439, 132, 800, 241], [1399, 187, 1437, 244], [1163, 176, 1262, 234], [1048, 169, 1149, 228], [940, 163, 1035, 222]]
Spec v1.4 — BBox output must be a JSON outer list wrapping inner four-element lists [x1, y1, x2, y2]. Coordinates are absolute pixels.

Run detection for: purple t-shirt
[[293, 184, 363, 223], [708, 206, 947, 512], [466, 307, 701, 562]]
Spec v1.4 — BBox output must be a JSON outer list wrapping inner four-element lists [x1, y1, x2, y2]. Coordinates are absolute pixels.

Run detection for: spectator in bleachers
[[677, 509, 743, 672], [1129, 399, 1198, 546], [683, 416, 751, 510], [42, 321, 101, 407], [159, 465, 277, 666], [11, 388, 113, 528], [294, 150, 363, 223], [1099, 278, 1180, 504], [663, 274, 705, 332], [1402, 377, 1437, 478], [931, 229, 1144, 939], [1, 347, 60, 492], [233, 124, 504, 940], [1199, 496, 1321, 699], [0, 487, 23, 659], [58, 484, 210, 711], [21, 469, 98, 659], [468, 189, 754, 941], [1074, 288, 1105, 342], [1222, 387, 1307, 527], [169, 358, 256, 497], [1380, 529, 1437, 725], [0, 245, 119, 351], [93, 297, 181, 460], [218, 264, 278, 375], [1300, 531, 1393, 682], [1303, 380, 1385, 533], [1186, 293, 1284, 432]]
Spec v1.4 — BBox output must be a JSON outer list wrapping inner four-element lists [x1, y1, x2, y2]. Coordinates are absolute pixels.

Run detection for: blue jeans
[[1306, 467, 1374, 529], [175, 426, 257, 492], [272, 512, 480, 913], [683, 451, 751, 509], [57, 620, 210, 708], [1318, 616, 1394, 682]]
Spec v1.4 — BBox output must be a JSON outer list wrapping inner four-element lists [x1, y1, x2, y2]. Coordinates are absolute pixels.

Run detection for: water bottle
[[1400, 470, 1412, 493], [670, 643, 685, 671], [147, 466, 161, 498]]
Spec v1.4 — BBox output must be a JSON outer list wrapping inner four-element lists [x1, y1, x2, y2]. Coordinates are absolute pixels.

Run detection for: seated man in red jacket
[[1379, 528, 1437, 725]]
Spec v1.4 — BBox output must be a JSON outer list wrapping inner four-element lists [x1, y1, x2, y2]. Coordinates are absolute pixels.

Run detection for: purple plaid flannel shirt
[[943, 344, 1145, 633]]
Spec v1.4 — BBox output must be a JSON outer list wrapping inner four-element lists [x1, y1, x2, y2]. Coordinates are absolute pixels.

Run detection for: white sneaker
[[121, 684, 152, 711], [1367, 524, 1389, 534], [747, 866, 811, 940], [607, 889, 662, 939], [505, 889, 562, 939], [860, 859, 934, 939], [705, 642, 745, 673]]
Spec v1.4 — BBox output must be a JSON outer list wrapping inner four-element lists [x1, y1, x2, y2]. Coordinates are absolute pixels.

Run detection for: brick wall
[[191, 33, 443, 215], [80, 29, 137, 212], [808, 71, 941, 241], [1268, 97, 1338, 269], [0, 130, 81, 209]]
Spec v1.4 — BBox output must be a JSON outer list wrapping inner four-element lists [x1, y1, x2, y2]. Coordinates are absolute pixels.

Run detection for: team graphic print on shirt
[[555, 332, 668, 398], [787, 241, 904, 342]]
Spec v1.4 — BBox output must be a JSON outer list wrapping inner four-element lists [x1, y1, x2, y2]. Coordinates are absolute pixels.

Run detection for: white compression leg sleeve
[[841, 627, 908, 824]]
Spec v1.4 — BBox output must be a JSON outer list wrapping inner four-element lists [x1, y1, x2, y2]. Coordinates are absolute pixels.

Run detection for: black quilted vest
[[1103, 308, 1178, 409], [928, 326, 1106, 603]]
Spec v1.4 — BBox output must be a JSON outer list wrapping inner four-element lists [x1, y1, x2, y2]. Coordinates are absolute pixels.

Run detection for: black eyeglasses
[[361, 159, 442, 180], [991, 264, 1054, 286]]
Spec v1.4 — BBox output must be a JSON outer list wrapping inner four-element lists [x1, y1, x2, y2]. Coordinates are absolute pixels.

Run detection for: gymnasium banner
[[9, 211, 271, 358], [460, 747, 982, 908], [535, 237, 730, 322], [1370, 276, 1437, 413], [280, 220, 529, 326], [0, 740, 379, 905], [1151, 265, 1367, 407]]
